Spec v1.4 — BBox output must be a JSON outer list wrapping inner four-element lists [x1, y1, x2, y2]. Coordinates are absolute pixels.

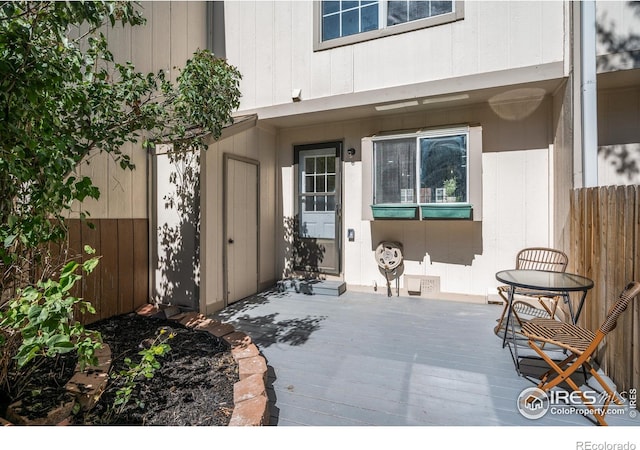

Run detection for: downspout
[[580, 0, 598, 187]]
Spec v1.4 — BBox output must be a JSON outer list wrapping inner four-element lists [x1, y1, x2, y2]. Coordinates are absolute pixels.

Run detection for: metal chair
[[494, 247, 569, 336], [520, 281, 640, 426]]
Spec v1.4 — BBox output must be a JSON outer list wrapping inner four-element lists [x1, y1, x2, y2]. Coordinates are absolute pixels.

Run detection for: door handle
[[228, 238, 234, 244]]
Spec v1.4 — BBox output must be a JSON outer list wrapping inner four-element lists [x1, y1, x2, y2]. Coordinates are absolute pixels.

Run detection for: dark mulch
[[1, 313, 238, 426]]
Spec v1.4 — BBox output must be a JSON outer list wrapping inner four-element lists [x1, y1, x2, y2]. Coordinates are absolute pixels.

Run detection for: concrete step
[[277, 279, 346, 296]]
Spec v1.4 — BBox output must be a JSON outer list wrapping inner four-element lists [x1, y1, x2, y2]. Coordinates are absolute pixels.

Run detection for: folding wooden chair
[[494, 247, 569, 336], [520, 281, 640, 426]]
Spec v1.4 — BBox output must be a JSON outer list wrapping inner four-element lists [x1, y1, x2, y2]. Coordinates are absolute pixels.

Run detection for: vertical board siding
[[66, 218, 149, 325], [569, 185, 639, 396]]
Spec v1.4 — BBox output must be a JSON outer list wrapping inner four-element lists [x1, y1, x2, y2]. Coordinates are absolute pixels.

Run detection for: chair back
[[600, 281, 640, 334], [516, 247, 568, 273]]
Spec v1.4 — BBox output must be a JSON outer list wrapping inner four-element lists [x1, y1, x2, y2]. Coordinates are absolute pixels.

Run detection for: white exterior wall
[[596, 1, 640, 67], [594, 2, 640, 187], [277, 99, 553, 300], [597, 85, 640, 186], [225, 1, 565, 110]]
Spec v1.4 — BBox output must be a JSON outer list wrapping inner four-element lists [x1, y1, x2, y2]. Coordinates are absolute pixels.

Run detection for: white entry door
[[225, 155, 259, 304], [295, 143, 341, 274]]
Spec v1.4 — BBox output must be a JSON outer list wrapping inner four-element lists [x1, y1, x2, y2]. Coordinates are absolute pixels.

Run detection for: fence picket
[[569, 185, 639, 400]]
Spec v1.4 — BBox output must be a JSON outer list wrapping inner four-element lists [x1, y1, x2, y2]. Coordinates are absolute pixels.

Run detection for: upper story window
[[316, 1, 463, 50]]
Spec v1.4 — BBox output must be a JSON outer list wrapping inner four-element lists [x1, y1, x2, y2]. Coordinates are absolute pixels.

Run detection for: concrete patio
[[212, 287, 640, 427]]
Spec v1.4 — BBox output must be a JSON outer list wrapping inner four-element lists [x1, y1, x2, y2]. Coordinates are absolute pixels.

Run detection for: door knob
[[228, 238, 234, 244]]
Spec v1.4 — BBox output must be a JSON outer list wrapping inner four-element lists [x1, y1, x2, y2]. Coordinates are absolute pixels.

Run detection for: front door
[[295, 142, 342, 275], [224, 155, 259, 304]]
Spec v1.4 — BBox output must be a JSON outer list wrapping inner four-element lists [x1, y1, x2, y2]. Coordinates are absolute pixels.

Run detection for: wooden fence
[[65, 219, 149, 325], [569, 185, 639, 395]]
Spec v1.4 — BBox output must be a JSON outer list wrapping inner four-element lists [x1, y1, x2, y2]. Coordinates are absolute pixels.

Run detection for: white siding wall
[[597, 85, 640, 186], [276, 100, 553, 300], [225, 1, 565, 111], [596, 1, 640, 67]]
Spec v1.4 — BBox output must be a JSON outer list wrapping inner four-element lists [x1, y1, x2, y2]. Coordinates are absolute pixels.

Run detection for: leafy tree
[[0, 1, 241, 300], [0, 2, 241, 412]]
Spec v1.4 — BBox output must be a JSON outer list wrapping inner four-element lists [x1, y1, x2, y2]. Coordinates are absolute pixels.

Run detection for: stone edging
[[1, 306, 269, 426], [135, 305, 270, 426]]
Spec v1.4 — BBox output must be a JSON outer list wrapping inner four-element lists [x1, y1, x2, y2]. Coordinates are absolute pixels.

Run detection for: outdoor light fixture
[[345, 147, 356, 164]]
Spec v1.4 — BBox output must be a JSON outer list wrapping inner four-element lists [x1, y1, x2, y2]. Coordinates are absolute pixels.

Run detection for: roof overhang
[[236, 62, 567, 129]]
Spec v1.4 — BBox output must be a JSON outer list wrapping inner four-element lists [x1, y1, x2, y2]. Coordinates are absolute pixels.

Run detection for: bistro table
[[495, 269, 594, 374]]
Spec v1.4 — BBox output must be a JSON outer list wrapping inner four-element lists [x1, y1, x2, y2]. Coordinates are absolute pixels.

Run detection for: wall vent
[[405, 275, 440, 296], [420, 277, 440, 294]]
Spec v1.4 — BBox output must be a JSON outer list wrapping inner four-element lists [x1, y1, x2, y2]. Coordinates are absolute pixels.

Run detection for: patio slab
[[212, 288, 640, 427]]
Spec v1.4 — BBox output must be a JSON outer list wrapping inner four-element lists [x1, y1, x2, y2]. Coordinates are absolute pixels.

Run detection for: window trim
[[313, 1, 465, 51], [372, 125, 470, 206], [361, 123, 482, 221]]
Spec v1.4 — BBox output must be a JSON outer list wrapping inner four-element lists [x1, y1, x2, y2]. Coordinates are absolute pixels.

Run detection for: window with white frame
[[373, 127, 468, 205], [318, 1, 461, 49]]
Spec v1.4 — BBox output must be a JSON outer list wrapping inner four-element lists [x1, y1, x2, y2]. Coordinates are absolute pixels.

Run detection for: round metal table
[[495, 269, 594, 374]]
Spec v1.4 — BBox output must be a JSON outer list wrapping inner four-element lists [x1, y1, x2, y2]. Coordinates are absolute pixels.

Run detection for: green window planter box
[[371, 204, 418, 219], [420, 203, 473, 220]]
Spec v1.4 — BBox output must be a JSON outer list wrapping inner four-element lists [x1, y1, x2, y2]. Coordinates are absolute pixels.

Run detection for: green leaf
[[15, 345, 41, 368], [27, 305, 43, 322], [3, 234, 17, 248], [46, 334, 71, 348], [61, 261, 80, 277], [82, 256, 100, 274]]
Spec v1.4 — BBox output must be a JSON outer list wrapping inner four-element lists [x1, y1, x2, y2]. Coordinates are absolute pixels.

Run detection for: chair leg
[[527, 341, 621, 426], [494, 289, 528, 336], [494, 289, 511, 335]]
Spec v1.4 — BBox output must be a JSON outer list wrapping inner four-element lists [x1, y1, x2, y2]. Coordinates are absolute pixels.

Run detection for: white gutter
[[581, 0, 598, 187]]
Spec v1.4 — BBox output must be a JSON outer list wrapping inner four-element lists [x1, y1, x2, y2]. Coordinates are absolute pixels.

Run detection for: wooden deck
[[213, 288, 640, 429]]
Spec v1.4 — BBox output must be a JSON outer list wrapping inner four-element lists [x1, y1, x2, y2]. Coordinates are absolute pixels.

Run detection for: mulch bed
[[1, 313, 239, 426]]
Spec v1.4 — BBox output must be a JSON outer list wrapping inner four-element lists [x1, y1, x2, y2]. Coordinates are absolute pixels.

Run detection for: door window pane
[[305, 157, 315, 174], [327, 174, 336, 192], [327, 195, 335, 211], [305, 176, 315, 193], [326, 156, 335, 173], [303, 196, 315, 212], [316, 175, 326, 193], [316, 196, 326, 211], [317, 156, 326, 174]]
